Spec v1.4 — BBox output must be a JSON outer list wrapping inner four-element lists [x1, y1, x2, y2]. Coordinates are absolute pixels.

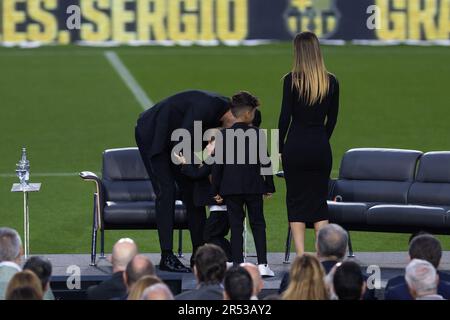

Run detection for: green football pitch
[[0, 43, 449, 255]]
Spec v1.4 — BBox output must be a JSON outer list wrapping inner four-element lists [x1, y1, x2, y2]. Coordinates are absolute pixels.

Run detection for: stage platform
[[41, 252, 450, 300]]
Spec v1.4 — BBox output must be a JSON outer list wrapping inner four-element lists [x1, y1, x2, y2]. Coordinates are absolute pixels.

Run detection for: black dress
[[278, 73, 339, 223]]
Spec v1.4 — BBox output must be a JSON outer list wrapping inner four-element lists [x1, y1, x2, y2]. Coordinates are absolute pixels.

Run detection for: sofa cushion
[[367, 205, 448, 229], [334, 180, 411, 204], [103, 180, 156, 202], [102, 148, 149, 180], [327, 201, 368, 225], [415, 152, 450, 183], [408, 182, 450, 207], [103, 201, 187, 229], [339, 148, 422, 181]]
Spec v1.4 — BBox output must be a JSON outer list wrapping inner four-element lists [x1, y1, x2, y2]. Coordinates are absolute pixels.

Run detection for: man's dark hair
[[224, 266, 253, 300], [194, 244, 227, 284], [23, 256, 52, 291], [125, 255, 155, 287], [409, 234, 442, 268], [6, 286, 42, 300], [230, 91, 260, 118], [408, 231, 430, 244], [333, 261, 364, 300]]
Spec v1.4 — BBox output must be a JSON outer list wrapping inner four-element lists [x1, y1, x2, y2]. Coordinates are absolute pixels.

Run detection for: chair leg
[[90, 194, 98, 266], [347, 230, 355, 258], [100, 227, 105, 259], [178, 229, 183, 258], [283, 225, 292, 264]]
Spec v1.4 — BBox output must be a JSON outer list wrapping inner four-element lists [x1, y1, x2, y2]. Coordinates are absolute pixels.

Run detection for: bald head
[[125, 255, 155, 288], [112, 238, 138, 272], [240, 263, 263, 297]]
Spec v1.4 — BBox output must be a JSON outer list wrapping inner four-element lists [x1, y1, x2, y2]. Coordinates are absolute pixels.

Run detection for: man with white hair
[[87, 238, 138, 300], [405, 259, 445, 300], [240, 263, 264, 300], [0, 227, 23, 300], [141, 283, 174, 300]]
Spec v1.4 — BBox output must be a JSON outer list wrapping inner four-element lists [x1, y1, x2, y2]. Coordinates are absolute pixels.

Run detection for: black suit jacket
[[211, 122, 275, 196], [87, 271, 126, 300], [181, 162, 217, 206], [385, 271, 450, 300], [136, 90, 230, 158]]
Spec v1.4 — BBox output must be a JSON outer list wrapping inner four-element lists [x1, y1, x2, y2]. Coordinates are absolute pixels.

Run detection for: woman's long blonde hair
[[291, 32, 329, 106], [282, 253, 329, 300], [127, 275, 162, 300]]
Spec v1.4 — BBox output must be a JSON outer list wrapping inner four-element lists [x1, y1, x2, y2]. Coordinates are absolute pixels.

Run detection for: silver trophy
[[16, 147, 30, 188]]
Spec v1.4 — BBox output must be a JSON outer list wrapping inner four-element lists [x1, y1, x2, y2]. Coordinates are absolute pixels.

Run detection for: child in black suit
[[212, 92, 275, 276]]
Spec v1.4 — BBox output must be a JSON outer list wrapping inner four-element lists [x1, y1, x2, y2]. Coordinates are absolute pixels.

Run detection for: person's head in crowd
[[123, 255, 155, 290], [408, 234, 442, 269], [193, 244, 227, 286], [332, 261, 365, 300], [240, 263, 264, 299], [230, 91, 260, 125], [223, 266, 253, 300], [141, 283, 174, 300], [408, 231, 430, 244], [23, 256, 52, 296], [316, 223, 348, 261], [6, 286, 42, 300], [111, 238, 138, 273], [405, 259, 440, 299], [0, 227, 23, 264], [5, 270, 43, 300], [127, 275, 162, 300], [263, 294, 281, 300], [283, 253, 328, 300]]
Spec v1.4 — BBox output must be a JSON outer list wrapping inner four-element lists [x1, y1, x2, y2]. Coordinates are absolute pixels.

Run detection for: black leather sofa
[[283, 148, 450, 262], [80, 147, 188, 266]]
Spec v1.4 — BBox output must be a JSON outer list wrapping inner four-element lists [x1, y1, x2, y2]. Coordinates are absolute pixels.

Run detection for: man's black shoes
[[159, 254, 191, 273]]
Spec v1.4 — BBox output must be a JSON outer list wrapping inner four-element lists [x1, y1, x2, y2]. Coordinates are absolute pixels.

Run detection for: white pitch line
[[104, 50, 153, 110]]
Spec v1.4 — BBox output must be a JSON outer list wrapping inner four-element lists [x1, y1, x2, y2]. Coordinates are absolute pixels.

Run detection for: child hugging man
[[212, 91, 275, 277]]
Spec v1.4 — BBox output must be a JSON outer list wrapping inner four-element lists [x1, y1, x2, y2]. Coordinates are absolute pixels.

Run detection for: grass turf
[[0, 43, 449, 254]]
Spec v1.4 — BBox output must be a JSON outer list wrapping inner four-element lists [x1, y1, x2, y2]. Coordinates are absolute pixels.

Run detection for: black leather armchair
[[81, 148, 188, 266]]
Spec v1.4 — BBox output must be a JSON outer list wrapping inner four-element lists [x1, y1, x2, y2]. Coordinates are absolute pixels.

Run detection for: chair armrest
[[276, 171, 284, 178], [80, 171, 104, 229]]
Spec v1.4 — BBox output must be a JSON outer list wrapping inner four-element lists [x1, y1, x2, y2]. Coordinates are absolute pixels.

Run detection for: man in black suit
[[87, 238, 137, 300], [176, 244, 227, 300], [135, 90, 234, 272], [385, 233, 450, 300], [211, 92, 275, 276]]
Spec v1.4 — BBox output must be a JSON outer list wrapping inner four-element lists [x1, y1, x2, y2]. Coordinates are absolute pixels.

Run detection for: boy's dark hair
[[194, 244, 227, 284], [23, 256, 52, 291], [224, 266, 253, 300], [252, 109, 262, 127], [230, 91, 260, 118], [333, 261, 364, 300], [409, 234, 442, 268]]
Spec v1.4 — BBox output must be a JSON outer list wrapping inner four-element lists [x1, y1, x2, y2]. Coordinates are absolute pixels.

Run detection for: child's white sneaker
[[258, 264, 275, 277]]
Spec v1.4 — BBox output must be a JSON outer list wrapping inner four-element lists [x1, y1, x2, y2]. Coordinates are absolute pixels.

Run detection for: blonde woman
[[127, 275, 162, 300], [282, 253, 329, 300], [278, 31, 339, 255]]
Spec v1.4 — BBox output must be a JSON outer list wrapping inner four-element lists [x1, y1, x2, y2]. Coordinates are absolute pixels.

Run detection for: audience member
[[385, 233, 450, 300], [127, 275, 162, 300], [23, 256, 55, 300], [5, 270, 43, 300], [223, 266, 253, 300], [405, 259, 445, 300], [0, 227, 23, 300], [332, 261, 365, 300], [176, 244, 227, 300], [6, 286, 42, 300], [241, 262, 264, 300], [87, 238, 138, 300], [141, 283, 174, 300], [282, 254, 328, 300]]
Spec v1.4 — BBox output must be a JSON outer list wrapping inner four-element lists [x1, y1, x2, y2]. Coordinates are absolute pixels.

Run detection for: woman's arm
[[278, 74, 294, 154], [326, 76, 340, 139]]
